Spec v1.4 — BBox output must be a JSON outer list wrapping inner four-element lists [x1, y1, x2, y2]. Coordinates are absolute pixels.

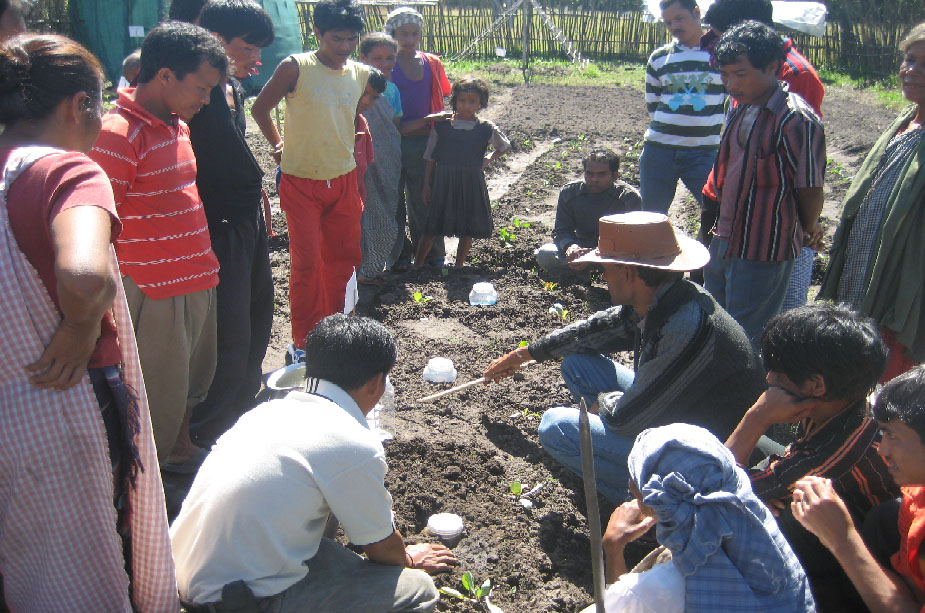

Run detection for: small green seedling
[[510, 217, 531, 229], [440, 572, 503, 611], [462, 572, 492, 599], [498, 227, 516, 245], [412, 291, 433, 304], [517, 340, 529, 348], [548, 302, 568, 320], [521, 407, 541, 420], [509, 480, 522, 496], [542, 281, 558, 291]]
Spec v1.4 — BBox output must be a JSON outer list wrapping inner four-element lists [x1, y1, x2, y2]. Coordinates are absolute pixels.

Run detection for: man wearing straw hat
[[484, 211, 765, 502]]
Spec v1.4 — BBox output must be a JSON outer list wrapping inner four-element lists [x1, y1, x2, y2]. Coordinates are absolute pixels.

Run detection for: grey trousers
[[260, 539, 439, 613]]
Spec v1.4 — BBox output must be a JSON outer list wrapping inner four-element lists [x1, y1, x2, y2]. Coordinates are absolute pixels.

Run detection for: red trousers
[[280, 171, 363, 347]]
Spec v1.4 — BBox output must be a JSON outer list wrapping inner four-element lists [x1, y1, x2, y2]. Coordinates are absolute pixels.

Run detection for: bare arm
[[27, 206, 115, 390], [792, 477, 921, 613], [602, 501, 656, 584], [363, 529, 457, 574], [795, 186, 825, 248], [251, 57, 299, 165], [422, 159, 435, 206], [399, 111, 452, 136]]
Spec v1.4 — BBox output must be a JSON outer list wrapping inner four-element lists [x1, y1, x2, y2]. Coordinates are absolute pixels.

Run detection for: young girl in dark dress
[[415, 77, 511, 268]]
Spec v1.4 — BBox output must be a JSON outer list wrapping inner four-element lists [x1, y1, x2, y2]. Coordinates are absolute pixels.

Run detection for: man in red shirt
[[698, 0, 824, 309], [793, 367, 925, 613], [702, 21, 825, 344], [90, 22, 227, 468]]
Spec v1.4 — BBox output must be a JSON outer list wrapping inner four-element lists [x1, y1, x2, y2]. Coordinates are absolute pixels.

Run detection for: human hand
[[603, 500, 656, 549], [791, 476, 855, 552], [803, 223, 825, 250], [749, 386, 816, 426], [483, 349, 526, 382], [26, 318, 101, 390], [565, 245, 590, 270], [272, 140, 284, 165], [406, 542, 458, 574]]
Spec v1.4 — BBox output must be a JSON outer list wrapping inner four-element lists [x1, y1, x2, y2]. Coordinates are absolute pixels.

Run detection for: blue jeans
[[538, 354, 637, 503], [704, 237, 794, 344], [560, 353, 635, 409], [639, 142, 717, 215]]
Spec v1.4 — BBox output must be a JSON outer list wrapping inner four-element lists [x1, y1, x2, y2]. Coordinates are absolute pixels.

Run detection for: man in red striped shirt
[[725, 304, 898, 610], [702, 21, 825, 344], [90, 22, 228, 468]]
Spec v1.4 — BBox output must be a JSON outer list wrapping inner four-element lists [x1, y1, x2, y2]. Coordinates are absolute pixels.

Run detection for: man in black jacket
[[484, 212, 765, 502], [184, 0, 276, 451]]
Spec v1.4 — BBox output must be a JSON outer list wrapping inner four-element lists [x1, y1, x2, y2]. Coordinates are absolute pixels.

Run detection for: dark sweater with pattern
[[529, 279, 765, 439]]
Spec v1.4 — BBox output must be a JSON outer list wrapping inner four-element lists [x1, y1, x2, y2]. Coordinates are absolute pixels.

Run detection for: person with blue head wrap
[[593, 423, 815, 612]]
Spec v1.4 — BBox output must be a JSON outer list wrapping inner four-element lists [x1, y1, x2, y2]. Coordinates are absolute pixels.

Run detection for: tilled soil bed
[[247, 80, 898, 611]]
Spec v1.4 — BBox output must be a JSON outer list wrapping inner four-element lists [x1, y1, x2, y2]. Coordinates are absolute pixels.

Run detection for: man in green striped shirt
[[640, 0, 725, 215]]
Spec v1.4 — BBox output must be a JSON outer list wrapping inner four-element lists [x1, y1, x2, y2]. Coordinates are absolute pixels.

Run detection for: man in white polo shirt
[[170, 314, 456, 611]]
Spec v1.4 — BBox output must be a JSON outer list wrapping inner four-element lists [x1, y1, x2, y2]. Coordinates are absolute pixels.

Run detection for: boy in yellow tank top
[[253, 0, 370, 361]]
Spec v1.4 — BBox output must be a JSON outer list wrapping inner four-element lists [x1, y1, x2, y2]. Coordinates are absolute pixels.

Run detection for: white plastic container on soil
[[422, 357, 457, 383], [427, 513, 464, 545], [367, 377, 394, 442], [468, 282, 498, 306]]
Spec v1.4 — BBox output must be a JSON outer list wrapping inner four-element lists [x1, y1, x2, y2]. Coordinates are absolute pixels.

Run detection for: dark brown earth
[[241, 80, 898, 611]]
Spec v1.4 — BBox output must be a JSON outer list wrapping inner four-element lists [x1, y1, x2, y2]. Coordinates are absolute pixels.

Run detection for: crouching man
[[171, 314, 456, 611]]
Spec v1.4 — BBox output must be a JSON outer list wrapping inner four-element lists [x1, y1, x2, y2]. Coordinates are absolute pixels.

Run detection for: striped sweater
[[90, 90, 219, 300], [748, 401, 898, 517], [644, 41, 726, 149], [528, 279, 765, 440]]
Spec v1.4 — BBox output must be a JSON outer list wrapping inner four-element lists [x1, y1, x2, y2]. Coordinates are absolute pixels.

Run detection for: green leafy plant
[[440, 572, 503, 611], [510, 217, 531, 229], [498, 227, 516, 245], [542, 281, 559, 291], [509, 480, 522, 495], [412, 291, 433, 304], [548, 302, 569, 321], [517, 340, 529, 348], [521, 407, 541, 420], [462, 572, 493, 599]]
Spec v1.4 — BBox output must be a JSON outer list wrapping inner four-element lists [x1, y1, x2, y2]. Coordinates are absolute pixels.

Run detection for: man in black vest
[[183, 0, 276, 452]]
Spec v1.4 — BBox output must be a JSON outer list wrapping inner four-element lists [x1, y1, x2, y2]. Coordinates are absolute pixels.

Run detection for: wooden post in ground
[[521, 0, 532, 83]]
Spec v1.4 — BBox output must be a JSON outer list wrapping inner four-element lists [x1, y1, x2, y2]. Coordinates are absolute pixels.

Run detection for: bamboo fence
[[294, 1, 908, 78]]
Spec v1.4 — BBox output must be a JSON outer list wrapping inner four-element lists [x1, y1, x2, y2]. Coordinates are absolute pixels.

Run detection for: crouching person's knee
[[394, 568, 439, 612]]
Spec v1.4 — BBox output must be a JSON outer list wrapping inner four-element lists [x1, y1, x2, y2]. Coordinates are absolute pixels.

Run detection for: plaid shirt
[[714, 85, 826, 262], [0, 148, 177, 611]]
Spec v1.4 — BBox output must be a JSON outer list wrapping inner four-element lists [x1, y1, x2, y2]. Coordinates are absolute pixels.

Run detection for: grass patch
[[818, 68, 907, 111], [444, 57, 646, 89]]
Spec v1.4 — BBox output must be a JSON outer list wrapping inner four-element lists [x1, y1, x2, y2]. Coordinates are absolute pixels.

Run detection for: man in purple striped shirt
[[703, 21, 825, 343]]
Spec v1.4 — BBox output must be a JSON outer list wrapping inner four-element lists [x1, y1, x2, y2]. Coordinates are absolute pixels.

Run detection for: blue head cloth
[[627, 424, 816, 613]]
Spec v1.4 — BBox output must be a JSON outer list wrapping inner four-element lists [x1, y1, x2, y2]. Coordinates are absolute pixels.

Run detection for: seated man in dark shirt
[[725, 303, 898, 611], [487, 212, 765, 502], [535, 148, 641, 273]]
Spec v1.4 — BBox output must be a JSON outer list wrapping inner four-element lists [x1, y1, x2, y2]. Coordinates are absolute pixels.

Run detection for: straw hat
[[573, 211, 710, 271]]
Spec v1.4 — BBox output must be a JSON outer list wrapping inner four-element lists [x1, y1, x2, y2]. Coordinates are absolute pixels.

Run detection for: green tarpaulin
[[69, 0, 303, 92]]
